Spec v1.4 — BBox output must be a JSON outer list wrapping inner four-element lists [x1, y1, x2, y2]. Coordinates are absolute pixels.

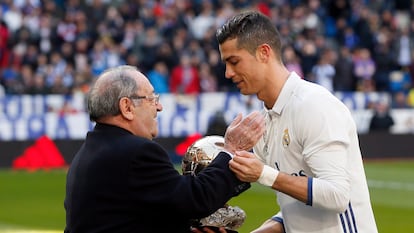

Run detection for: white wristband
[[257, 165, 279, 187]]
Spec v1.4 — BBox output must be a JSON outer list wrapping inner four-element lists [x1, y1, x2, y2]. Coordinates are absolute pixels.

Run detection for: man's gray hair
[[88, 65, 139, 121]]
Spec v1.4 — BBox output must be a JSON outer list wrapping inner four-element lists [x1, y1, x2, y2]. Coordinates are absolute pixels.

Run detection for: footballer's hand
[[229, 151, 263, 183], [224, 111, 265, 154]]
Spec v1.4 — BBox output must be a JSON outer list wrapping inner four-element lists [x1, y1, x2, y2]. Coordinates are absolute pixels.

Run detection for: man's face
[[132, 74, 163, 139], [219, 38, 263, 95]]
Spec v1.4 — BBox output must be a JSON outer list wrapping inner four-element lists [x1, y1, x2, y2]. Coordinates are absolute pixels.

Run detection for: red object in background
[[12, 135, 67, 171], [175, 133, 202, 156], [257, 2, 271, 17]]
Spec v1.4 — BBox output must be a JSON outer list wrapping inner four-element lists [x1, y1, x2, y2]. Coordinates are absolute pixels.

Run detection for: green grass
[[0, 160, 413, 232], [364, 160, 414, 232], [0, 170, 66, 231]]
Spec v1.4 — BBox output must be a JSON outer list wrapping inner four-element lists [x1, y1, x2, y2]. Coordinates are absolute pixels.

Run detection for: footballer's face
[[219, 38, 266, 95]]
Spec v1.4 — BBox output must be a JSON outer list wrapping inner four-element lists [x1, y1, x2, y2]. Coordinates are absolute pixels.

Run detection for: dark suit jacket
[[64, 123, 249, 233]]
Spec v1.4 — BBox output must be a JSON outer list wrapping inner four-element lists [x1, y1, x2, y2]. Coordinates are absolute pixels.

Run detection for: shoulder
[[292, 80, 347, 114], [125, 136, 167, 154], [288, 80, 354, 131]]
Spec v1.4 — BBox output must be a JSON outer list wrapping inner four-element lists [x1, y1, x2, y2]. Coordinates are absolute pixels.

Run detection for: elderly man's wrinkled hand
[[224, 111, 265, 154]]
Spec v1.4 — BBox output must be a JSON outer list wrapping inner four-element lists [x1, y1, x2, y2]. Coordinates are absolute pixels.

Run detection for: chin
[[240, 89, 253, 95]]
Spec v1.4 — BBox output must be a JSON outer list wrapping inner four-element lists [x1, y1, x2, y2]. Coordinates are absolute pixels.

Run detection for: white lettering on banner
[[0, 92, 410, 141], [0, 112, 93, 140], [157, 93, 259, 137], [0, 95, 89, 140], [390, 109, 414, 134]]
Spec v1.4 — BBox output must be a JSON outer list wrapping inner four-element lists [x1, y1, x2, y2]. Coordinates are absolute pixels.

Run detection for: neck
[[259, 66, 290, 109]]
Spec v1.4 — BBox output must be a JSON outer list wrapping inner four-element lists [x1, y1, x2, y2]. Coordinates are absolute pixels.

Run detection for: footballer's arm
[[229, 150, 350, 212], [251, 218, 284, 233]]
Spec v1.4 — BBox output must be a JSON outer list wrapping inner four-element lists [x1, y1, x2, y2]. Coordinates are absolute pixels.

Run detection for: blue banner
[[0, 92, 394, 140]]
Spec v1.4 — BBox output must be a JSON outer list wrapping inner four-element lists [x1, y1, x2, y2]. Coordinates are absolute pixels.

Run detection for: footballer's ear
[[118, 97, 134, 121], [256, 44, 272, 63]]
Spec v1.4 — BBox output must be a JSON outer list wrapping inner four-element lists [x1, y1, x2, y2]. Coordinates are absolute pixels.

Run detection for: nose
[[225, 66, 235, 79], [156, 102, 163, 112]]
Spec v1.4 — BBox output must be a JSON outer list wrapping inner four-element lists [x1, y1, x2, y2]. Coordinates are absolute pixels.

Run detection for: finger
[[191, 228, 202, 233], [219, 227, 228, 233], [245, 111, 265, 126], [228, 113, 242, 127], [235, 150, 254, 158], [229, 159, 242, 173], [202, 227, 219, 233]]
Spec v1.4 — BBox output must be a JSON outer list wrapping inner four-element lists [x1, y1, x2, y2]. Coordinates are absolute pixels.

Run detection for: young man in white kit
[[215, 11, 378, 233]]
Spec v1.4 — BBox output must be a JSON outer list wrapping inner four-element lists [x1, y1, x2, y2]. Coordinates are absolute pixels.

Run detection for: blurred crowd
[[0, 0, 414, 108]]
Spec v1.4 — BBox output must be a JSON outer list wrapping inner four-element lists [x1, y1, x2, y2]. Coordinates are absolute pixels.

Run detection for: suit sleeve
[[128, 140, 250, 219]]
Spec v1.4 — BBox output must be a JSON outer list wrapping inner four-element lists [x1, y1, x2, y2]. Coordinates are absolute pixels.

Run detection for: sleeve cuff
[[306, 177, 313, 206], [221, 150, 234, 158]]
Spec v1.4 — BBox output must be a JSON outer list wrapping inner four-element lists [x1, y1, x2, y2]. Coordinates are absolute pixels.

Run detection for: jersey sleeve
[[295, 93, 354, 212]]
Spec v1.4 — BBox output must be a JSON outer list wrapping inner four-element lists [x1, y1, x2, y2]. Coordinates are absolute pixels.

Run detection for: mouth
[[234, 80, 243, 88]]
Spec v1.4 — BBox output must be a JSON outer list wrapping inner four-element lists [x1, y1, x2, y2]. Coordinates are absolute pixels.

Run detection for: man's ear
[[119, 97, 135, 121]]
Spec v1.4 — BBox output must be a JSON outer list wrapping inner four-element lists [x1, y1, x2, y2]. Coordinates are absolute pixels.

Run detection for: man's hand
[[191, 226, 228, 233], [224, 111, 265, 154], [229, 151, 264, 183]]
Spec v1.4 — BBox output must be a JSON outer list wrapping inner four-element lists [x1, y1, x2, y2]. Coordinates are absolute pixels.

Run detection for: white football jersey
[[253, 72, 378, 233]]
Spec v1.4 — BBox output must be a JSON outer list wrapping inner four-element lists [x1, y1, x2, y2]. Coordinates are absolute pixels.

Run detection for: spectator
[[392, 91, 410, 109], [189, 0, 215, 40], [139, 27, 162, 72], [369, 100, 395, 132], [334, 46, 355, 91], [208, 49, 232, 92], [147, 61, 170, 94], [2, 3, 23, 33], [353, 5, 375, 51], [28, 72, 49, 94], [0, 0, 411, 99], [154, 42, 178, 72], [393, 27, 414, 69], [353, 48, 376, 92], [0, 21, 10, 69], [389, 67, 412, 95], [407, 88, 414, 108], [311, 48, 336, 92], [169, 53, 200, 94], [342, 26, 360, 50], [199, 62, 218, 92], [283, 46, 303, 78], [299, 40, 319, 80], [1, 64, 22, 94], [372, 32, 396, 92], [56, 11, 77, 43]]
